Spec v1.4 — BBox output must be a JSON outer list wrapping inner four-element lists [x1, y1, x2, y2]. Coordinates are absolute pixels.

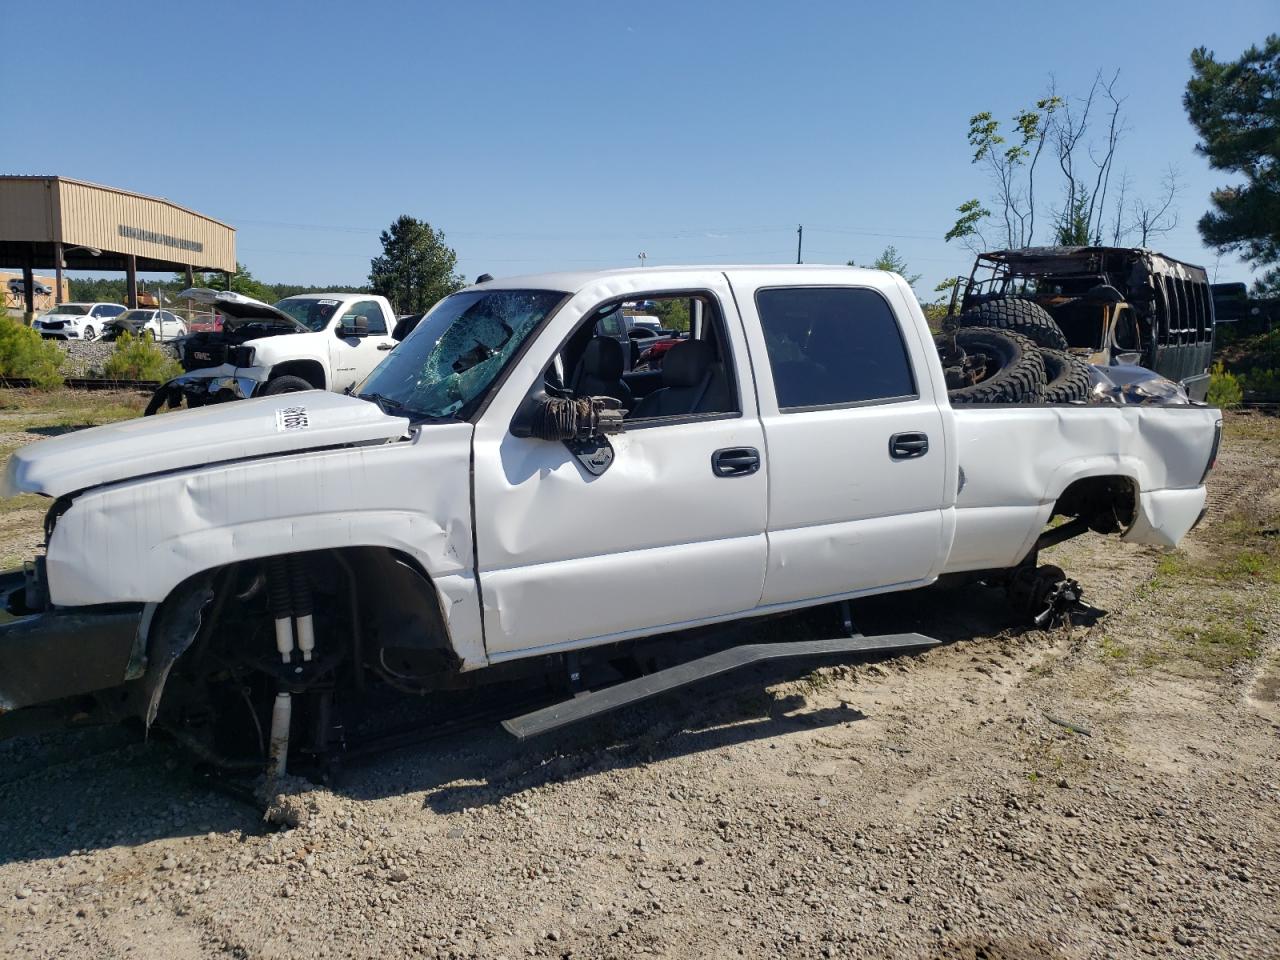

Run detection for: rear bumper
[[1121, 485, 1208, 549], [0, 570, 145, 716]]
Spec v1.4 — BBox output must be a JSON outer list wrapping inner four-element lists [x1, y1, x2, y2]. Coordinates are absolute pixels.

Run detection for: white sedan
[[108, 308, 189, 341], [32, 302, 127, 340]]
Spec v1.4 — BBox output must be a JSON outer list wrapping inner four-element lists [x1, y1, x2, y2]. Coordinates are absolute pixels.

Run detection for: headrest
[[580, 336, 625, 380], [662, 338, 714, 388]]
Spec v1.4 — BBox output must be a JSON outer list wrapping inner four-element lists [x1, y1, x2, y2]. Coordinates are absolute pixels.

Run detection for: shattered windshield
[[47, 304, 89, 316], [356, 289, 566, 420], [274, 297, 342, 330]]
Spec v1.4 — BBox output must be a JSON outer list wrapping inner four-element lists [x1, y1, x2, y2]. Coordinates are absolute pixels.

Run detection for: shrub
[[0, 314, 64, 389], [1239, 367, 1280, 401], [1206, 361, 1243, 409], [102, 332, 182, 382]]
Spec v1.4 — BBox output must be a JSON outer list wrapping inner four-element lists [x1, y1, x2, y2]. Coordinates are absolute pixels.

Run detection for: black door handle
[[377, 343, 395, 350], [712, 447, 760, 477], [889, 432, 929, 460]]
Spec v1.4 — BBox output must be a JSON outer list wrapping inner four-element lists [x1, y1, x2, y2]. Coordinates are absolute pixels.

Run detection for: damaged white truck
[[145, 289, 399, 414], [0, 266, 1221, 774]]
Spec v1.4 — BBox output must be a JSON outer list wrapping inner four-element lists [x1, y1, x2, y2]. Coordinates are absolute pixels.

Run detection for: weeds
[[1175, 621, 1264, 670], [102, 332, 182, 382]]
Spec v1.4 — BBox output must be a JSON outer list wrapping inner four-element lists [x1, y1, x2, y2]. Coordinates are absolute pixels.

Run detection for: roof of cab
[[463, 263, 887, 295]]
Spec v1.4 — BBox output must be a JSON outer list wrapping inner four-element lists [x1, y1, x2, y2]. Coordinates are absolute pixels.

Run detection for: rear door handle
[[889, 432, 929, 460], [377, 343, 395, 350], [711, 447, 760, 477]]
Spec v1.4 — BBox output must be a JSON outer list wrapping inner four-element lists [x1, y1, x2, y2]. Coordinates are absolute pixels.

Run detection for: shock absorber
[[289, 554, 316, 662], [266, 556, 294, 663]]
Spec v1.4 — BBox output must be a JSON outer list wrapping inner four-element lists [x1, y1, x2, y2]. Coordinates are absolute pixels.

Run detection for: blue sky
[[6, 0, 1273, 295]]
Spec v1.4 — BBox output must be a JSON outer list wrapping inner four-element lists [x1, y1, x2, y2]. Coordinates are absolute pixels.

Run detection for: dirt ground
[[0, 408, 1276, 960]]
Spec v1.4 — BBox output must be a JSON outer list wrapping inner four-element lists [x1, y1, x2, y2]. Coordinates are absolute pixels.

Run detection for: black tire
[[939, 326, 1045, 405], [1039, 348, 1092, 404], [957, 297, 1068, 350], [262, 375, 315, 396]]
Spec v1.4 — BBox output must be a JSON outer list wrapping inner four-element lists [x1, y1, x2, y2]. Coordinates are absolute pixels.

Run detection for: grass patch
[[1214, 550, 1280, 583], [1222, 411, 1280, 451], [0, 493, 45, 514], [1174, 620, 1265, 671], [1099, 635, 1130, 661]]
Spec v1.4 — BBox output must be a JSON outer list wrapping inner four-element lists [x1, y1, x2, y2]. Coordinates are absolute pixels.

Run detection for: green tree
[[0, 315, 64, 388], [849, 245, 923, 290], [646, 298, 690, 332], [368, 216, 465, 314], [185, 263, 274, 302], [1184, 35, 1280, 278], [1055, 191, 1093, 245]]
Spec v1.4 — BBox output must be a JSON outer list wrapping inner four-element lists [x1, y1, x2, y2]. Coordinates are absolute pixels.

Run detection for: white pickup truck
[[0, 265, 1220, 770], [147, 290, 398, 412]]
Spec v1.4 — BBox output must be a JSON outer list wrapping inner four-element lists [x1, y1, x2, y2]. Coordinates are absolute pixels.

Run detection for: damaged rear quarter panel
[[44, 422, 487, 668], [945, 405, 1220, 571]]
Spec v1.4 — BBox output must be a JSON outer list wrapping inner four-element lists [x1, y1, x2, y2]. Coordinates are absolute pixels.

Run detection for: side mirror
[[510, 391, 625, 441], [338, 315, 369, 338]]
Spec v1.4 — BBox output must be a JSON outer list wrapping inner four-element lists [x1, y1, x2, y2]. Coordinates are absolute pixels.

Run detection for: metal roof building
[[0, 176, 236, 311]]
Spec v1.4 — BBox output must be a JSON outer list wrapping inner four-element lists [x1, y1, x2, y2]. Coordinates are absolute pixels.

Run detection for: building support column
[[21, 258, 35, 317], [185, 264, 194, 287], [53, 242, 64, 305], [125, 254, 138, 308]]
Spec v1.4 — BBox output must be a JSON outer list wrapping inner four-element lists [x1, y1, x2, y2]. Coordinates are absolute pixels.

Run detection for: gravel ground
[[55, 340, 179, 378], [0, 413, 1276, 960]]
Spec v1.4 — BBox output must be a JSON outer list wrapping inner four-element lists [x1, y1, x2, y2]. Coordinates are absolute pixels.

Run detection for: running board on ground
[[502, 632, 939, 740]]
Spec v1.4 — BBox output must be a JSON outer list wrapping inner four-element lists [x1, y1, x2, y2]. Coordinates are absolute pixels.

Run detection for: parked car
[[147, 289, 398, 412], [0, 265, 1220, 771], [31, 302, 126, 340], [103, 308, 189, 342], [7, 279, 54, 297], [950, 246, 1216, 400]]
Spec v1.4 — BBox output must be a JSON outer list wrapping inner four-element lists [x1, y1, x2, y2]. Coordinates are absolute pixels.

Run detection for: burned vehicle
[[147, 289, 399, 413], [951, 247, 1215, 401], [0, 265, 1221, 778]]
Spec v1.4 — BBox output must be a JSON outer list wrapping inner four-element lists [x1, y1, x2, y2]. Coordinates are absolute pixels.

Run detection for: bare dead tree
[[1131, 165, 1183, 246], [1086, 71, 1127, 243], [1109, 171, 1134, 245], [1051, 74, 1099, 236]]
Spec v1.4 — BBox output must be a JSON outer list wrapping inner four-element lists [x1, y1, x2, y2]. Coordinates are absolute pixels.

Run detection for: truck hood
[[2, 392, 410, 499], [178, 288, 309, 332]]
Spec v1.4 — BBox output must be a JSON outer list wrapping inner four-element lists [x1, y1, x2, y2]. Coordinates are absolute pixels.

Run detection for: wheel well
[[143, 547, 456, 727], [1052, 475, 1137, 534], [268, 359, 326, 389]]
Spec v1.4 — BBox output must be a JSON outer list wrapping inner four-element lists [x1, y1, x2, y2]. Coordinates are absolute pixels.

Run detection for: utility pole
[[638, 252, 647, 268], [796, 224, 803, 264]]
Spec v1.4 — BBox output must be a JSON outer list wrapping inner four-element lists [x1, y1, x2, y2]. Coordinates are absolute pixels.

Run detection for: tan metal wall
[[0, 178, 58, 242], [57, 180, 235, 272], [0, 177, 236, 273]]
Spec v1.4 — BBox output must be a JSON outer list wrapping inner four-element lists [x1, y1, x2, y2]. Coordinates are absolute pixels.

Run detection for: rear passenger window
[[755, 287, 916, 410]]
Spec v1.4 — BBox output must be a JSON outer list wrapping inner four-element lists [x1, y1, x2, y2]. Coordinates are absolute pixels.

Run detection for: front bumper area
[[145, 369, 263, 415], [0, 570, 144, 718]]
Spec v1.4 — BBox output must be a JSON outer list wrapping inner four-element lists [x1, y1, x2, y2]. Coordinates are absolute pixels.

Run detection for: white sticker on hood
[[276, 406, 310, 431]]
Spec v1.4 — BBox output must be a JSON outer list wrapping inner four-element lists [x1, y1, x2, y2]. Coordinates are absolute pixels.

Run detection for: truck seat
[[573, 337, 632, 408], [629, 339, 730, 418]]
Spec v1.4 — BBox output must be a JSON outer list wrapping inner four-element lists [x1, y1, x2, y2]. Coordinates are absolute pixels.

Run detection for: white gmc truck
[[0, 265, 1220, 772], [147, 289, 399, 413]]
